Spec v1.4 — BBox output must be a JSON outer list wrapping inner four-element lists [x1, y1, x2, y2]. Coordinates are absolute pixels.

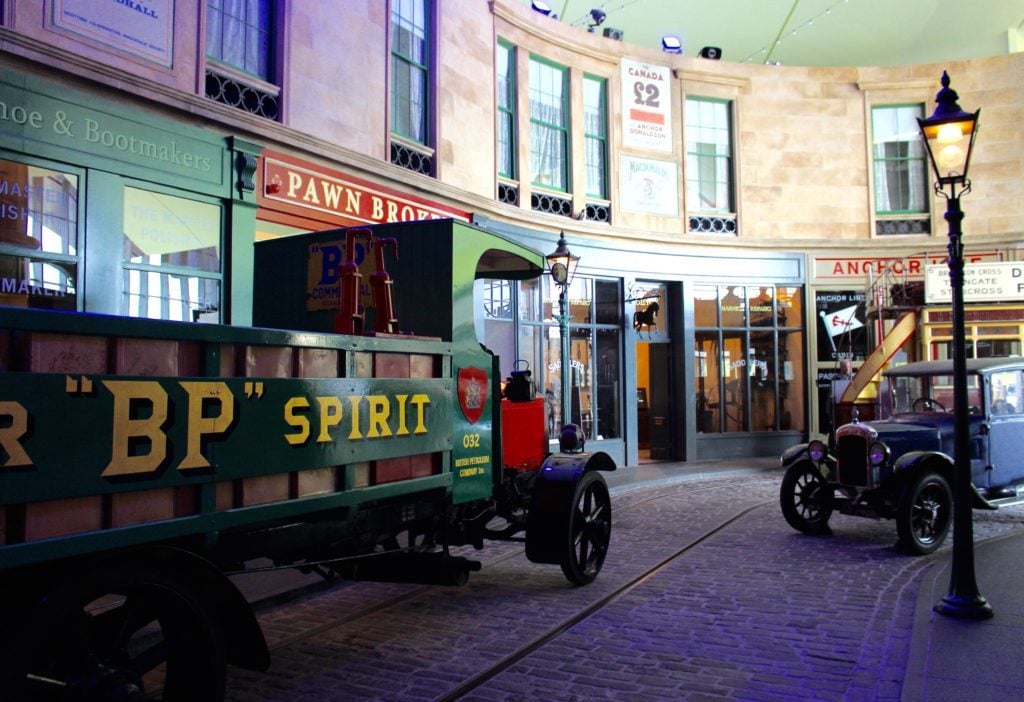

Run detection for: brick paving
[[224, 471, 1024, 701]]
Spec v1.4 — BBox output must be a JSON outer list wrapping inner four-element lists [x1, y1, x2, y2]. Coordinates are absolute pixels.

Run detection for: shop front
[[0, 66, 254, 323]]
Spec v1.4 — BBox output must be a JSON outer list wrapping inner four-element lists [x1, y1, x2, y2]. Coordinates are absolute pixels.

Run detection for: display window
[[694, 284, 805, 434], [0, 158, 79, 310], [122, 187, 222, 322], [477, 273, 622, 443]]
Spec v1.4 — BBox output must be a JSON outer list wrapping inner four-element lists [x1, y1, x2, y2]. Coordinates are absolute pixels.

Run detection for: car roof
[[883, 357, 1024, 378]]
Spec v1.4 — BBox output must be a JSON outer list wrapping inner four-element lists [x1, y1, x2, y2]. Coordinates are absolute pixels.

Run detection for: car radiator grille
[[836, 435, 870, 487]]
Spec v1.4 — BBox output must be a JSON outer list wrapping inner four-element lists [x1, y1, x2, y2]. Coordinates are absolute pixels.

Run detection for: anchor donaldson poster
[[815, 290, 867, 362], [54, 0, 173, 67], [620, 58, 672, 152]]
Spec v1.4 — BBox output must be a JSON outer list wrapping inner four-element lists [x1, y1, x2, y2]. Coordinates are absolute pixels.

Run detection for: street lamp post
[[546, 233, 579, 435], [917, 72, 992, 620]]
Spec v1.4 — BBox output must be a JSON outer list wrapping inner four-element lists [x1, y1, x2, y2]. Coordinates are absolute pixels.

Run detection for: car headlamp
[[807, 440, 827, 462], [868, 441, 890, 466]]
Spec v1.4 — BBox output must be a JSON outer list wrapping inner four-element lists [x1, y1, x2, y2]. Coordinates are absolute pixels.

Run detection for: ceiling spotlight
[[588, 8, 607, 30], [661, 35, 683, 54], [531, 0, 553, 15]]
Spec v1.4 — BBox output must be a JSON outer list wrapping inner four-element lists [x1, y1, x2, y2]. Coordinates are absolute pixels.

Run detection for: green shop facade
[[0, 67, 259, 325], [0, 66, 810, 466]]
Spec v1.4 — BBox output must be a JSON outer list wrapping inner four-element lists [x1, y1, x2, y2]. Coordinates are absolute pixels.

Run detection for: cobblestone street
[[223, 471, 1024, 701]]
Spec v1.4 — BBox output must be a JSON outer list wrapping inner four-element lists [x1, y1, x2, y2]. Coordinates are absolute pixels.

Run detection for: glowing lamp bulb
[[938, 144, 965, 171], [936, 123, 963, 144]]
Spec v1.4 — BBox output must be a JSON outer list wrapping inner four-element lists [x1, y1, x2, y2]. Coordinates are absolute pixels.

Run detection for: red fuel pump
[[371, 236, 400, 334], [334, 228, 371, 334]]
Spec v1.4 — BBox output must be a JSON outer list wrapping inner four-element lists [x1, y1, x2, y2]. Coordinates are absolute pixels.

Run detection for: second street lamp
[[917, 71, 992, 620], [546, 233, 579, 441]]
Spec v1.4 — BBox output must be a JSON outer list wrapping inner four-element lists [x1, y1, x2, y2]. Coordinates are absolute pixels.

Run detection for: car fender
[[892, 450, 994, 509], [893, 450, 953, 479], [781, 444, 833, 476]]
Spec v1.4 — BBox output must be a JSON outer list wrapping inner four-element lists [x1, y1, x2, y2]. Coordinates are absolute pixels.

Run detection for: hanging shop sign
[[54, 0, 173, 67], [620, 58, 672, 153], [260, 151, 469, 226], [925, 262, 1024, 304]]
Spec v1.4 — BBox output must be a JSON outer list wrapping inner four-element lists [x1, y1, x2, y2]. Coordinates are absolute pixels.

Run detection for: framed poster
[[619, 155, 678, 216], [815, 290, 867, 362], [54, 0, 174, 67], [620, 58, 672, 152]]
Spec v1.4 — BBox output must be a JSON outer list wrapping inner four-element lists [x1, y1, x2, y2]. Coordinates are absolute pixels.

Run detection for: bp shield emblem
[[457, 366, 488, 425]]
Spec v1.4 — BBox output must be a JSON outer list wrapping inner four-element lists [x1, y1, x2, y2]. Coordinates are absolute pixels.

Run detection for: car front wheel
[[897, 471, 952, 555], [780, 461, 833, 535]]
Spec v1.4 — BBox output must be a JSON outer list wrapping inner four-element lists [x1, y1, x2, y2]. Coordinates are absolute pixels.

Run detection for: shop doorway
[[636, 340, 673, 461]]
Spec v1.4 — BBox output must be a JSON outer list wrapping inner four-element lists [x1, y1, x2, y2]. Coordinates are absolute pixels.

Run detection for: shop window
[[695, 283, 805, 434], [123, 188, 222, 323], [390, 0, 434, 176], [0, 160, 78, 310], [205, 0, 280, 120], [518, 274, 621, 442], [529, 57, 569, 194]]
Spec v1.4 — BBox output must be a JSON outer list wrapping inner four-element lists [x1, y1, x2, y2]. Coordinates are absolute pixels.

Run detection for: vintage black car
[[780, 357, 1024, 554]]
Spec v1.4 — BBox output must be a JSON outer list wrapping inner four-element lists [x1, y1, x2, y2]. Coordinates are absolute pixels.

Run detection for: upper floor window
[[391, 0, 431, 145], [872, 105, 927, 215], [685, 97, 733, 213], [497, 41, 517, 181], [529, 57, 569, 193], [583, 75, 608, 200], [205, 0, 279, 119], [206, 0, 274, 80]]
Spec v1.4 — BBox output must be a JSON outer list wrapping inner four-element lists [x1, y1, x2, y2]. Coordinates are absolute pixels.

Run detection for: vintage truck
[[0, 219, 616, 700]]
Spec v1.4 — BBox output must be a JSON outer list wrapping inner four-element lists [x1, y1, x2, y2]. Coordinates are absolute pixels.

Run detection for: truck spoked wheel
[[780, 462, 833, 535], [4, 561, 226, 702], [559, 470, 612, 586], [897, 472, 952, 555]]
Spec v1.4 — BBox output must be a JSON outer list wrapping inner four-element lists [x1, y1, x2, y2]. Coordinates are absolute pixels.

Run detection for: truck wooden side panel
[[0, 308, 454, 569]]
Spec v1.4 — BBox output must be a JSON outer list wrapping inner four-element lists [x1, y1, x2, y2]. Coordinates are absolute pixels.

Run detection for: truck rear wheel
[[3, 559, 226, 701]]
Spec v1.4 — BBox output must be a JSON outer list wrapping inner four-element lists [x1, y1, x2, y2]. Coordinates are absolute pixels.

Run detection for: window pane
[[776, 286, 802, 327], [721, 286, 746, 326], [390, 0, 430, 144], [124, 271, 220, 323], [721, 330, 748, 432], [124, 189, 221, 272], [872, 105, 927, 214], [694, 284, 718, 327], [685, 98, 732, 212], [497, 42, 516, 179], [0, 160, 78, 255], [594, 279, 620, 325], [529, 58, 568, 191], [695, 331, 720, 432], [584, 76, 607, 198], [206, 0, 273, 80]]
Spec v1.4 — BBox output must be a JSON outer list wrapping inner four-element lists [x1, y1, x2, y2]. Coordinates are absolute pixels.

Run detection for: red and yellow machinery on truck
[[0, 219, 616, 701]]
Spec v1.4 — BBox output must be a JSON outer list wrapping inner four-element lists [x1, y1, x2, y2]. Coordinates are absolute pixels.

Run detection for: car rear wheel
[[897, 471, 952, 555], [780, 461, 833, 535]]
